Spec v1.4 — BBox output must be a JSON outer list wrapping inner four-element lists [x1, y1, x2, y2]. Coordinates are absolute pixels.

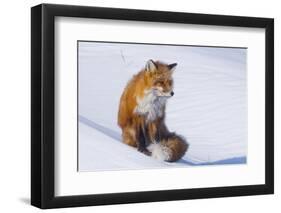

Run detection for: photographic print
[[78, 41, 247, 171]]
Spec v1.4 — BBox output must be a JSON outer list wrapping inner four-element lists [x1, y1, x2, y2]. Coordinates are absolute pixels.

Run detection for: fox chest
[[134, 92, 166, 122]]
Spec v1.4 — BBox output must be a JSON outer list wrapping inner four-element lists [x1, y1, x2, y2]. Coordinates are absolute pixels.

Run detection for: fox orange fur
[[118, 60, 188, 162]]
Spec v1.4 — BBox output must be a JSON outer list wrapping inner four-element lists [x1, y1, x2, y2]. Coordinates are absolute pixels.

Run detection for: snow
[[78, 41, 247, 171]]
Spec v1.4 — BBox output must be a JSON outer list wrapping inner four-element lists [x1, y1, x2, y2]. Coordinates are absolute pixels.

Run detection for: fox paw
[[137, 147, 152, 156]]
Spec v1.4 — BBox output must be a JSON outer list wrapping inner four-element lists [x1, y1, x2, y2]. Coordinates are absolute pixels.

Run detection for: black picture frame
[[31, 3, 274, 209]]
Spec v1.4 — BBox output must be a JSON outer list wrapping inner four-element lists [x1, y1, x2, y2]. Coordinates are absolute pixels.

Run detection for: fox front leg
[[136, 119, 152, 156]]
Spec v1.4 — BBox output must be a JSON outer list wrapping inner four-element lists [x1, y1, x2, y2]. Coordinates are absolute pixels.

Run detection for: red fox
[[118, 59, 188, 162]]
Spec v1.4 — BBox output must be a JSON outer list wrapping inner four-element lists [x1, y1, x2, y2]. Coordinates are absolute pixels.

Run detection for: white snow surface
[[78, 41, 247, 171]]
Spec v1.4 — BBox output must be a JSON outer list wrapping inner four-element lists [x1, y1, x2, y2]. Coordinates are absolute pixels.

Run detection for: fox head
[[144, 59, 177, 98]]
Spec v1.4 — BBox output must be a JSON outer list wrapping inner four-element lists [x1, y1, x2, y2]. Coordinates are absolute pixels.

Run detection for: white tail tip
[[147, 142, 170, 161]]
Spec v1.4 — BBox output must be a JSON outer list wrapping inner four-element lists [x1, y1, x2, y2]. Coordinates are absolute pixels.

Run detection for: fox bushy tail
[[147, 133, 188, 162]]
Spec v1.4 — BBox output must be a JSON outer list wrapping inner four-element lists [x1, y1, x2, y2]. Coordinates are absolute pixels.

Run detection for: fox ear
[[145, 59, 157, 72], [168, 63, 177, 72]]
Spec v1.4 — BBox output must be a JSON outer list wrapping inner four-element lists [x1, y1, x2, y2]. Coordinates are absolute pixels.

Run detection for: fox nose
[[170, 91, 174, 96]]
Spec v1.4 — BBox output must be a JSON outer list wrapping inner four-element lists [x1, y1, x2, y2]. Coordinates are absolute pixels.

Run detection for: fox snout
[[165, 90, 174, 97], [154, 88, 174, 97]]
